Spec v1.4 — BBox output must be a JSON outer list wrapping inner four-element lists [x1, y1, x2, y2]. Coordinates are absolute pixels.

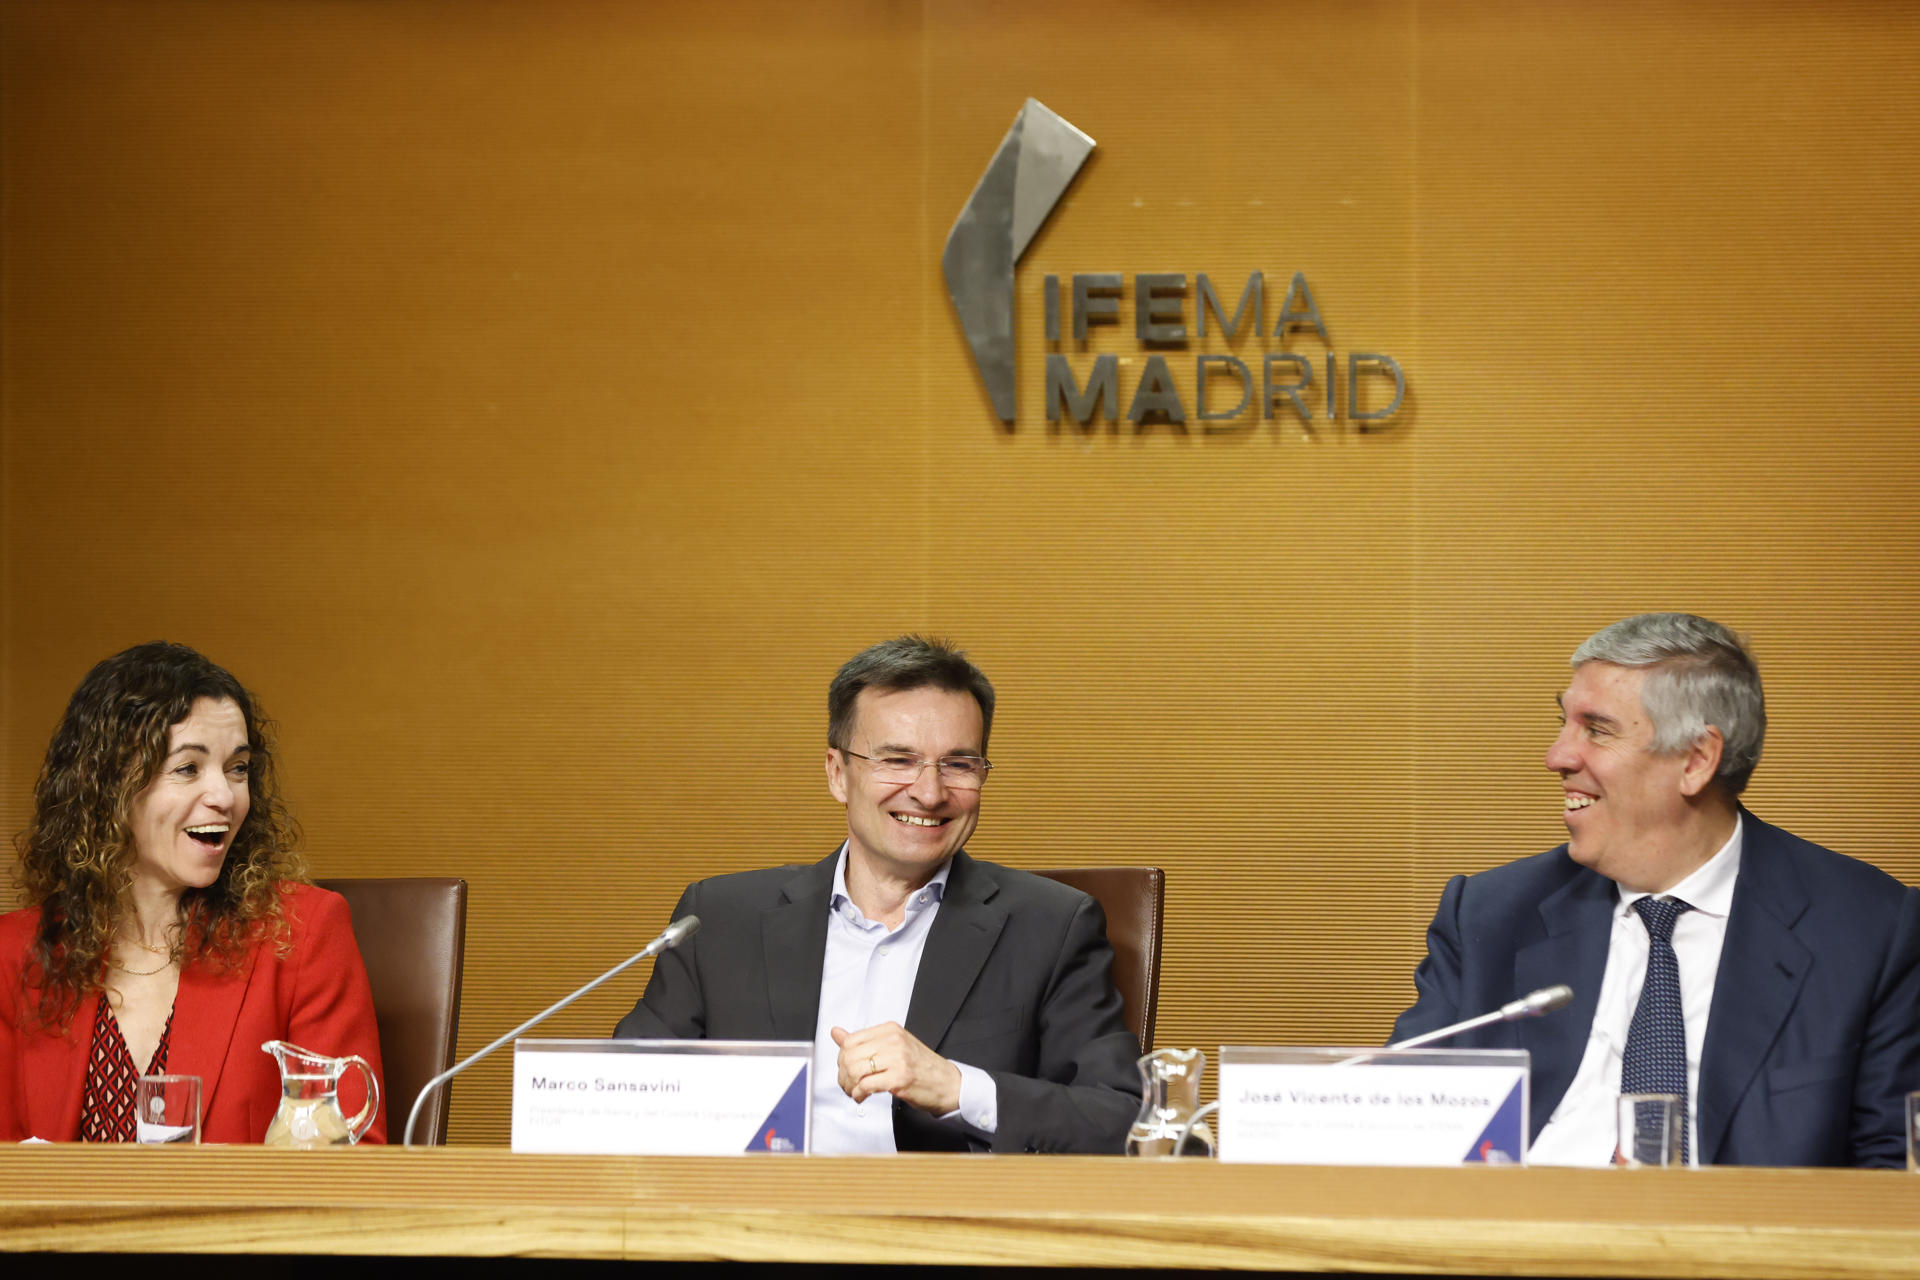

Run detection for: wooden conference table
[[1, 1146, 1916, 1277]]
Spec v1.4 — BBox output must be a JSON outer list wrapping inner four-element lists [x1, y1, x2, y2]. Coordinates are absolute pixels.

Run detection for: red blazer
[[1, 883, 386, 1144]]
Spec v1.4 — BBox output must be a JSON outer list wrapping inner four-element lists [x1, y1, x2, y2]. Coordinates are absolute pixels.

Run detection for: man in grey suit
[[1393, 613, 1920, 1167], [615, 636, 1140, 1153]]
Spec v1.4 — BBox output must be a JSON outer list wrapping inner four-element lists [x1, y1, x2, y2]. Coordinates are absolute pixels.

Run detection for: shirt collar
[[1616, 811, 1743, 919], [828, 841, 951, 923]]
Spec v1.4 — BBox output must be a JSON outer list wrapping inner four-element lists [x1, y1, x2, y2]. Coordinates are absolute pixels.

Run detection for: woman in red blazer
[[1, 643, 384, 1143]]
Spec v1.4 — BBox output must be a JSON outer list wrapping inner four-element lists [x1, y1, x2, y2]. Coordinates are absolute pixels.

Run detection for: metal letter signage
[[942, 99, 1096, 424], [945, 101, 1410, 434]]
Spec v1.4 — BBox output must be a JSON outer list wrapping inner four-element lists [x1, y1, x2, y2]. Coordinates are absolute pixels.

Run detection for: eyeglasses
[[842, 749, 994, 790]]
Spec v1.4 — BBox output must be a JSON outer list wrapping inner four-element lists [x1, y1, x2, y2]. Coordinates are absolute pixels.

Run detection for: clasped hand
[[830, 1021, 962, 1115]]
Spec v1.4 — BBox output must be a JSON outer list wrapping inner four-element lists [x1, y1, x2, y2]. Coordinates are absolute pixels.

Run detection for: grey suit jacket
[[613, 849, 1142, 1153], [1391, 812, 1920, 1167]]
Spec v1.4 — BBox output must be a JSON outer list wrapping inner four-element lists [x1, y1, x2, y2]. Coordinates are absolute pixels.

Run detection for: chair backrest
[[316, 877, 469, 1145], [1034, 867, 1165, 1051]]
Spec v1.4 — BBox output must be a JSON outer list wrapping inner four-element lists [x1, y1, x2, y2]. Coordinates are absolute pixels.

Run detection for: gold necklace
[[110, 955, 173, 976], [126, 936, 170, 956]]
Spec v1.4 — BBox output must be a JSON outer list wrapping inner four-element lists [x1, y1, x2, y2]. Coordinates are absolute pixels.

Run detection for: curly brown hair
[[13, 642, 307, 1028]]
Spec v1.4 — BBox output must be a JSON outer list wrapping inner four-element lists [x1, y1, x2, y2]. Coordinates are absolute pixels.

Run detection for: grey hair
[[827, 635, 996, 755], [1571, 613, 1765, 795]]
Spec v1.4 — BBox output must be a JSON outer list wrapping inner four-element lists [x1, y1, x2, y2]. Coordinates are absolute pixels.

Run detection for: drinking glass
[[136, 1074, 202, 1144], [1906, 1091, 1918, 1173], [1616, 1092, 1683, 1168]]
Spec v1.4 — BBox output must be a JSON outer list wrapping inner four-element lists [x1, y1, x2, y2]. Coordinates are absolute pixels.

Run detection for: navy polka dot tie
[[1622, 896, 1692, 1163]]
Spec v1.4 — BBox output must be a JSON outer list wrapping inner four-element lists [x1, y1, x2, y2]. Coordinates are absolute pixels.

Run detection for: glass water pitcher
[[1126, 1046, 1215, 1157], [260, 1039, 380, 1147]]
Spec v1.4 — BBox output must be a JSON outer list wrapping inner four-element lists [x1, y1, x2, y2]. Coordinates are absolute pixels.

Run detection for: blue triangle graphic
[[1461, 1078, 1525, 1164], [746, 1064, 809, 1153]]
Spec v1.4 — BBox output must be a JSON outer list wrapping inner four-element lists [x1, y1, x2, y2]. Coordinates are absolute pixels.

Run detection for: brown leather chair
[[317, 877, 469, 1145], [1035, 867, 1165, 1051]]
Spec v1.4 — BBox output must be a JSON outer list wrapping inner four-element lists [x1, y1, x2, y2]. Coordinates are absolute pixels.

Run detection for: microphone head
[[1527, 983, 1573, 1015], [660, 915, 701, 949]]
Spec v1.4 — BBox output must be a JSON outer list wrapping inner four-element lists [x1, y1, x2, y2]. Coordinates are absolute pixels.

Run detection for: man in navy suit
[[1393, 613, 1920, 1167], [616, 636, 1139, 1153]]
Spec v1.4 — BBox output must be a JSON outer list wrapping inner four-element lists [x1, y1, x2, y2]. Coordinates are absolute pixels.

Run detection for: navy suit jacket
[[613, 849, 1141, 1153], [1391, 813, 1920, 1167]]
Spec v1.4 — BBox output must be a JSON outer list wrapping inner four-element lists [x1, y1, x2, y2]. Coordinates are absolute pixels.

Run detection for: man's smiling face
[[1546, 661, 1698, 892], [826, 685, 983, 889]]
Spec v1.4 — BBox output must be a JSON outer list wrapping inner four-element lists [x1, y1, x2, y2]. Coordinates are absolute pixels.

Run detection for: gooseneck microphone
[[402, 915, 701, 1147], [1387, 983, 1574, 1051]]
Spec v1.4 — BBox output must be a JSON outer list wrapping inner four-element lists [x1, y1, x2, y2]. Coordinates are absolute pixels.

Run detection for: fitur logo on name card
[[511, 1039, 811, 1155]]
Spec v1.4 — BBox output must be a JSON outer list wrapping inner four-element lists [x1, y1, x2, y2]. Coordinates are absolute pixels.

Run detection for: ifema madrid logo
[[941, 100, 1408, 433]]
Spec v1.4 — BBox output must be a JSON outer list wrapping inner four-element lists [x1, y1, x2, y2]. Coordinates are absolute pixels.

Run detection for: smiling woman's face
[[127, 697, 253, 897]]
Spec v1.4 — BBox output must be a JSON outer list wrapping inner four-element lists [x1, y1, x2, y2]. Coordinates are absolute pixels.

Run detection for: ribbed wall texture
[[4, 1, 1916, 1145]]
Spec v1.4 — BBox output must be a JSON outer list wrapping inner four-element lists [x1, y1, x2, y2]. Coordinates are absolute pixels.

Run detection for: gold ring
[[867, 1055, 878, 1075]]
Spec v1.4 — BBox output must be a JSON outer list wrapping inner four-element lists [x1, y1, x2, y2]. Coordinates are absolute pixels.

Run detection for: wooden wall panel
[[4, 0, 1915, 1143]]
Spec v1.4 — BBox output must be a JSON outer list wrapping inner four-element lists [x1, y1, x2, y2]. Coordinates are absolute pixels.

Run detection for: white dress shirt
[[808, 845, 997, 1154], [1528, 815, 1744, 1167]]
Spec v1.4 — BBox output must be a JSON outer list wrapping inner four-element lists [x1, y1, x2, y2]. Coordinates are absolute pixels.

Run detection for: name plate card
[[511, 1039, 811, 1155], [1217, 1047, 1530, 1166]]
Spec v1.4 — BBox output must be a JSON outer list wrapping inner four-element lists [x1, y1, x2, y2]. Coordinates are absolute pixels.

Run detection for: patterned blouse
[[79, 1001, 175, 1143]]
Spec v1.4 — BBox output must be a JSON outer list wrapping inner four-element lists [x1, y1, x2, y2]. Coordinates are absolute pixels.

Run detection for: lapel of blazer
[[23, 990, 95, 1138], [168, 943, 259, 1117], [1697, 814, 1810, 1164], [1514, 860, 1615, 1138], [760, 852, 836, 1040], [904, 851, 1007, 1050]]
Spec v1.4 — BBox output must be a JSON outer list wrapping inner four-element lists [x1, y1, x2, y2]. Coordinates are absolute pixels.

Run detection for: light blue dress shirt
[[809, 844, 999, 1154]]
